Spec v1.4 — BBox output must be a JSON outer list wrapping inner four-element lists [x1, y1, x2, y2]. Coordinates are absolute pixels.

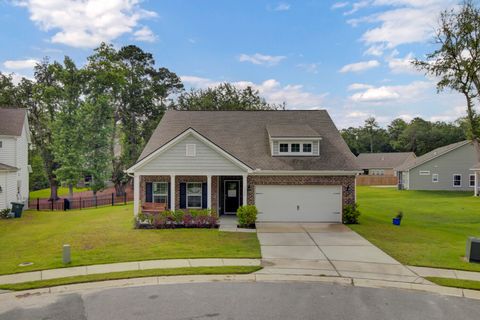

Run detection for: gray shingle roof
[[267, 124, 320, 138], [396, 140, 471, 171], [0, 163, 18, 171], [0, 108, 27, 136], [357, 152, 415, 169], [138, 110, 359, 171]]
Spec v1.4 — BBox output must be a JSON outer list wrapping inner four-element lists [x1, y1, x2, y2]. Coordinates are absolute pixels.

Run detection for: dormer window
[[277, 141, 316, 156], [267, 124, 321, 157]]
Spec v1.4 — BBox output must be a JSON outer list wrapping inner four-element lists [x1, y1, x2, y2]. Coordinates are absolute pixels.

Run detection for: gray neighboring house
[[126, 110, 360, 223], [396, 140, 480, 192], [357, 152, 416, 176]]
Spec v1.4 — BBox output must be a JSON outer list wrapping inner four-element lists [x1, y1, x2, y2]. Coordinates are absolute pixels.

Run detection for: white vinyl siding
[[139, 135, 245, 174], [0, 172, 17, 210], [272, 141, 279, 155], [0, 137, 16, 167]]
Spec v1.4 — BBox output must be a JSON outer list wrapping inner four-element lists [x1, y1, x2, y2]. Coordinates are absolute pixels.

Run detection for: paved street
[[1, 282, 479, 320]]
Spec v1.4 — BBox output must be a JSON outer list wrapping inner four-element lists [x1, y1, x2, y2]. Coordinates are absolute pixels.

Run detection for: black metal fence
[[29, 192, 134, 211]]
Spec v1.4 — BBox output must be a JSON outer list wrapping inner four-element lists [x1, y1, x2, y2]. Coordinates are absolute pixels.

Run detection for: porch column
[[242, 174, 248, 206], [170, 174, 176, 210], [207, 174, 212, 209], [133, 173, 140, 216]]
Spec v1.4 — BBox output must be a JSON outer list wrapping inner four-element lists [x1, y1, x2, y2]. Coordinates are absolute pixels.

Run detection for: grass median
[[0, 266, 262, 291], [426, 277, 480, 291]]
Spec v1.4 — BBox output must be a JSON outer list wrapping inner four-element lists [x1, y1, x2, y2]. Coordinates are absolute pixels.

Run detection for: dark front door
[[224, 180, 240, 214]]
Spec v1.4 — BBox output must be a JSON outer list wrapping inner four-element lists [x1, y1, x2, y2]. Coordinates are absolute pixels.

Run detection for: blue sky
[[0, 0, 466, 128]]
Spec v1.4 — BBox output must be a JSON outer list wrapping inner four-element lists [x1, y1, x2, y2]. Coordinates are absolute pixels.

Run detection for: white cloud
[[364, 44, 385, 56], [297, 63, 319, 74], [3, 59, 39, 70], [339, 60, 380, 73], [387, 52, 419, 74], [345, 0, 456, 48], [180, 76, 327, 109], [346, 111, 369, 118], [238, 53, 286, 66], [348, 83, 374, 91], [274, 2, 291, 11], [344, 1, 371, 15], [349, 81, 431, 103], [332, 2, 350, 10], [133, 26, 156, 42], [14, 0, 157, 48], [429, 105, 465, 122]]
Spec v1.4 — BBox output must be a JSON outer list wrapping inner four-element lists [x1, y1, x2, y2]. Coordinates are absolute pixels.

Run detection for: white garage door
[[255, 185, 342, 222]]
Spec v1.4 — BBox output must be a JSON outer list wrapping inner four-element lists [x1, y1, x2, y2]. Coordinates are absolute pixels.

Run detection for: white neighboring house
[[0, 108, 30, 210]]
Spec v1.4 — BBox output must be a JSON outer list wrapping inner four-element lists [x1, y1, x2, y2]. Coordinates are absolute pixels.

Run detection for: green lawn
[[426, 277, 480, 291], [351, 186, 480, 272], [29, 187, 89, 199], [0, 204, 260, 275], [0, 266, 262, 291]]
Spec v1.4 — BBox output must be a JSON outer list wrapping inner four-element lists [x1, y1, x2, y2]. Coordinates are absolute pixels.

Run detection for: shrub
[[172, 210, 185, 223], [237, 205, 258, 227], [0, 208, 12, 219], [343, 203, 360, 224]]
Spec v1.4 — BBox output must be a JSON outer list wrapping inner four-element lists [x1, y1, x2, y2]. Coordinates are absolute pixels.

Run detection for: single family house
[[126, 110, 360, 222], [396, 140, 480, 193], [357, 152, 416, 176], [0, 108, 30, 210]]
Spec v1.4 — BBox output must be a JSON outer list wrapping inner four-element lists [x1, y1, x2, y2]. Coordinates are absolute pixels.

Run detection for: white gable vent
[[186, 144, 196, 157]]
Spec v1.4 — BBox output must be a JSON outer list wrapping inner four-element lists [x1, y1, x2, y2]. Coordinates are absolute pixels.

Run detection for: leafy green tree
[[0, 73, 21, 106], [28, 149, 49, 191], [388, 118, 408, 151], [413, 0, 480, 139], [177, 83, 283, 111], [364, 117, 379, 153], [51, 57, 86, 199]]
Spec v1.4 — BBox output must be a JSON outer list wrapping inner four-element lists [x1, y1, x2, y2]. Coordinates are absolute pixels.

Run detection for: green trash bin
[[11, 202, 25, 218]]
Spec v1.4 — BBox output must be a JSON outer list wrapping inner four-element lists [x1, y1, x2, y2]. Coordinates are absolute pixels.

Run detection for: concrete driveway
[[256, 223, 423, 283]]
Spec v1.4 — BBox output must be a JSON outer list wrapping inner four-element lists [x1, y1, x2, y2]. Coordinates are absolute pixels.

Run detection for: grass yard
[[426, 277, 480, 291], [29, 187, 89, 199], [0, 204, 260, 275], [352, 186, 480, 272], [0, 266, 262, 291]]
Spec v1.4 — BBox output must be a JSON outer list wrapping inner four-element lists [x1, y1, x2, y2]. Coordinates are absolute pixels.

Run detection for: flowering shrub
[[136, 209, 219, 229]]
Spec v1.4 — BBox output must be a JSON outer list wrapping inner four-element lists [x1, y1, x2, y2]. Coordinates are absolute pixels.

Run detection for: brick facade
[[246, 175, 356, 210], [140, 174, 356, 219]]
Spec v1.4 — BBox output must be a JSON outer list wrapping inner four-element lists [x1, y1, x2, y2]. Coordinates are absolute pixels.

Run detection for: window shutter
[[145, 182, 152, 203], [167, 182, 171, 209], [202, 182, 207, 209], [179, 183, 187, 209]]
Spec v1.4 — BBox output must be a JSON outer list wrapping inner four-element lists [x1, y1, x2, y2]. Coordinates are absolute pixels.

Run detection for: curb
[[1, 273, 479, 302]]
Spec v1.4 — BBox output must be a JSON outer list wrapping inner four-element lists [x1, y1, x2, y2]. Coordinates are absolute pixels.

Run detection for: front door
[[224, 180, 240, 214]]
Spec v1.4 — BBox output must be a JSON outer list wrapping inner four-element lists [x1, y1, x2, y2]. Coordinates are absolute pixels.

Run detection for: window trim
[[277, 141, 314, 156], [186, 182, 203, 209], [152, 182, 168, 204], [453, 174, 462, 187], [419, 170, 430, 176], [469, 174, 476, 187], [432, 173, 439, 183]]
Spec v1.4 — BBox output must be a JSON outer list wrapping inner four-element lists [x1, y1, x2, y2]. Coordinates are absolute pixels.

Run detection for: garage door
[[255, 185, 342, 222]]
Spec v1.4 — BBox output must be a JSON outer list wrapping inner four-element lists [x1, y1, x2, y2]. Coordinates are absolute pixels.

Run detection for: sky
[[0, 0, 469, 128]]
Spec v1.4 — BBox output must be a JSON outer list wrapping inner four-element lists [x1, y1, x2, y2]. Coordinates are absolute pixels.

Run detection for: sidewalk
[[0, 258, 261, 285]]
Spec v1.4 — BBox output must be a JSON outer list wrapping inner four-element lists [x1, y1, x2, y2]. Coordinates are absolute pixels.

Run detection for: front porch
[[133, 173, 248, 216]]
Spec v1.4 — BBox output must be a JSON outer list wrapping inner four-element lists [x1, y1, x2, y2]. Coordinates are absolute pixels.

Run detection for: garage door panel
[[255, 185, 342, 222]]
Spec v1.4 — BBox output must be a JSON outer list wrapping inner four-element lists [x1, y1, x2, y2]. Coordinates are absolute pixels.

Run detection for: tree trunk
[[49, 180, 59, 201], [115, 183, 126, 196], [463, 90, 478, 140], [68, 183, 74, 200]]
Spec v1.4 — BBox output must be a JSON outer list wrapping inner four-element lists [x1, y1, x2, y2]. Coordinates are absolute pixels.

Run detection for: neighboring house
[[126, 110, 360, 223], [0, 108, 30, 210], [357, 152, 416, 176], [396, 140, 480, 192]]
